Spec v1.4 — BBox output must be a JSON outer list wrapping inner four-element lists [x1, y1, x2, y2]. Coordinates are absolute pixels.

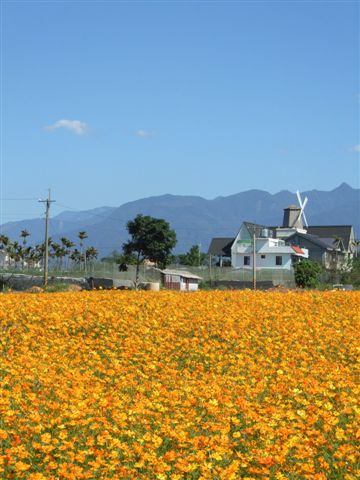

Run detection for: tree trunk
[[135, 252, 141, 290]]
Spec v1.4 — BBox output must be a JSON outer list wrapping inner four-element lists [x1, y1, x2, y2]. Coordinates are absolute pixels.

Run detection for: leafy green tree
[[178, 245, 206, 266], [101, 251, 138, 272], [294, 260, 323, 289], [341, 256, 360, 287], [123, 214, 177, 288]]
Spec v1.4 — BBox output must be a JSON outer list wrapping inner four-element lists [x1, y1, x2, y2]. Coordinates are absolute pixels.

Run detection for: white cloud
[[45, 119, 89, 135], [135, 129, 154, 138], [351, 144, 360, 152]]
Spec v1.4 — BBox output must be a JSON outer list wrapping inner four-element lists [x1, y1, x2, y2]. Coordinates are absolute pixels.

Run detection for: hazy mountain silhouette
[[1, 183, 358, 255]]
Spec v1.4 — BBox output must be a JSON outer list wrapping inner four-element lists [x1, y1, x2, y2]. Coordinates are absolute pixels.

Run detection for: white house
[[0, 250, 12, 269], [231, 222, 308, 270]]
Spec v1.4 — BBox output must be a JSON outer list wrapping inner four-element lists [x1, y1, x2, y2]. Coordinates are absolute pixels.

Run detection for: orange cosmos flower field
[[0, 290, 359, 480]]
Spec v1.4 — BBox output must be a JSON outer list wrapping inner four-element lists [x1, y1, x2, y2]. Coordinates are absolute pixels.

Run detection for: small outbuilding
[[160, 269, 202, 291]]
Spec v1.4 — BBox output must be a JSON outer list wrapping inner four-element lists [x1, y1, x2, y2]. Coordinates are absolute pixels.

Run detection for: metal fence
[[88, 263, 296, 287], [0, 262, 296, 288], [3, 261, 360, 289]]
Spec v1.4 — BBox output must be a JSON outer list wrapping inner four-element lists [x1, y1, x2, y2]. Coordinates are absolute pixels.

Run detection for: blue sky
[[1, 0, 359, 222]]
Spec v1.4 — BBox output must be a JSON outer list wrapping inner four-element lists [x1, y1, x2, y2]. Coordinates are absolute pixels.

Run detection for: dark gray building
[[207, 237, 234, 266]]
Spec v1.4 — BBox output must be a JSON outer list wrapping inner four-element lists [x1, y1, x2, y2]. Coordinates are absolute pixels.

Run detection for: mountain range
[[1, 183, 359, 256]]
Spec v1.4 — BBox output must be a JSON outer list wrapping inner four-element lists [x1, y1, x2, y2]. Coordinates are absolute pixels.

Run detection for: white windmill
[[296, 190, 309, 228]]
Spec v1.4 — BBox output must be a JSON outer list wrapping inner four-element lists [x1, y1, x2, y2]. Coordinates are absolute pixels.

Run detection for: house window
[[244, 256, 250, 266], [261, 254, 266, 259], [276, 256, 282, 266]]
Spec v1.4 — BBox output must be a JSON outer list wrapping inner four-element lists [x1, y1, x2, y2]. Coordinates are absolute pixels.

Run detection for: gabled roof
[[245, 222, 277, 238], [286, 232, 338, 251], [243, 221, 266, 232], [320, 237, 345, 250], [307, 226, 353, 250], [207, 237, 234, 256]]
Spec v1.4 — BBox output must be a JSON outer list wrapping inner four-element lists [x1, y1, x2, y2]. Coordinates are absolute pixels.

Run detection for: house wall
[[349, 228, 355, 254], [163, 274, 199, 291], [179, 278, 199, 291], [163, 274, 181, 290], [286, 235, 325, 264], [232, 237, 285, 256], [186, 279, 199, 291], [0, 252, 8, 268], [232, 252, 292, 270], [323, 251, 348, 271], [231, 230, 294, 270], [239, 224, 252, 241]]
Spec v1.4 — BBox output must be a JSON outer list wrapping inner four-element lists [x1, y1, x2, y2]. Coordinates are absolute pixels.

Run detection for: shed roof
[[160, 269, 203, 280]]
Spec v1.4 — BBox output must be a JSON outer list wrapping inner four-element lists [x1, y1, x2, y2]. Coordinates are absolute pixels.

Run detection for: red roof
[[291, 246, 305, 255]]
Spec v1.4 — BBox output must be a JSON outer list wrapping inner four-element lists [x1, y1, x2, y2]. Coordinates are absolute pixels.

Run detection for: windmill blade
[[296, 191, 309, 227], [302, 212, 308, 227], [296, 190, 303, 208], [301, 196, 309, 227]]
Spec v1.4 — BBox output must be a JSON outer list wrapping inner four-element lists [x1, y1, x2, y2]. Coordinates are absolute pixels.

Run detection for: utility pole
[[253, 230, 257, 290], [209, 253, 212, 286], [39, 189, 55, 287]]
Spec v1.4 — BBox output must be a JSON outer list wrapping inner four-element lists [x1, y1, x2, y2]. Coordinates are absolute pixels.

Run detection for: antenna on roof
[[296, 190, 308, 228]]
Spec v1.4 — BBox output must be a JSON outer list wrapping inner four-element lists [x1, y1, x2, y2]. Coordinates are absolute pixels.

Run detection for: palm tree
[[85, 246, 98, 274], [50, 242, 62, 271], [0, 234, 9, 248], [60, 237, 75, 271], [20, 229, 30, 246], [351, 239, 360, 258], [36, 237, 53, 271], [78, 231, 88, 273], [27, 246, 40, 269], [70, 249, 81, 269], [8, 241, 22, 269], [20, 230, 30, 269], [33, 244, 45, 269]]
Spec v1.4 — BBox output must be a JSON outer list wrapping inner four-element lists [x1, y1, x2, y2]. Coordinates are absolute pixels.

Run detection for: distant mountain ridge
[[1, 183, 359, 255]]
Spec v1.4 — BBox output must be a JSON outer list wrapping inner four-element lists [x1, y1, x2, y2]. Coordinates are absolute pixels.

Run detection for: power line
[[0, 198, 39, 201], [0, 213, 43, 217]]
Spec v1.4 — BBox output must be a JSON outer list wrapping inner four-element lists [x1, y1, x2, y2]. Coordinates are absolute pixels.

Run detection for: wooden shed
[[160, 269, 202, 291]]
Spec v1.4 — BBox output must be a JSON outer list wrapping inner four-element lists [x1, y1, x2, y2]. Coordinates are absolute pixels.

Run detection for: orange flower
[[0, 290, 358, 478]]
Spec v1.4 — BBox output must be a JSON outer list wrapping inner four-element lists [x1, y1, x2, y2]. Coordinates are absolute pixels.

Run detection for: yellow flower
[[15, 461, 30, 472]]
